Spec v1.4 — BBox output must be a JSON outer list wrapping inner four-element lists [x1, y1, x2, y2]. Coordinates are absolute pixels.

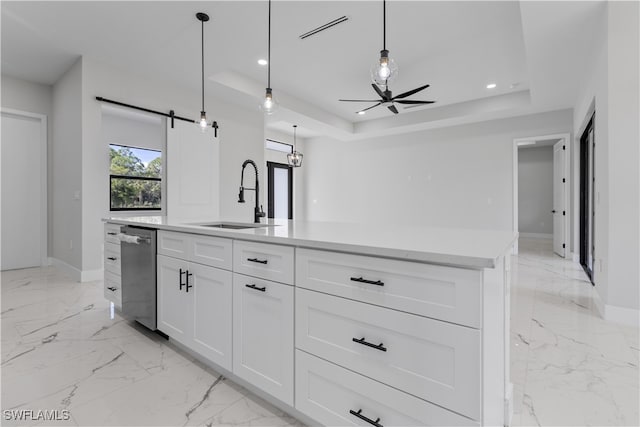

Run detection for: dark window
[[109, 144, 162, 211], [265, 139, 293, 154]]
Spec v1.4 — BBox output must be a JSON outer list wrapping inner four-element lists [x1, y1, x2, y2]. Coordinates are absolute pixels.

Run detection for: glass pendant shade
[[198, 111, 208, 131], [260, 88, 279, 115], [371, 49, 398, 86]]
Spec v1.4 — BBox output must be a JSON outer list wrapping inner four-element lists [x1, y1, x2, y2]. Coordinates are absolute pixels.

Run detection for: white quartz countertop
[[104, 216, 517, 269]]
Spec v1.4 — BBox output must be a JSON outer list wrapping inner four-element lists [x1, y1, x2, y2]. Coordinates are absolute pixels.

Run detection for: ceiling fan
[[339, 83, 435, 114]]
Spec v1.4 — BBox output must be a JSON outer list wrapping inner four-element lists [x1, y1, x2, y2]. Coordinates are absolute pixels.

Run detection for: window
[[265, 139, 293, 154], [109, 144, 162, 211]]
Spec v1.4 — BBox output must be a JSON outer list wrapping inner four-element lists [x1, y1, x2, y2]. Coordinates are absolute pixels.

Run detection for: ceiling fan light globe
[[371, 57, 398, 86]]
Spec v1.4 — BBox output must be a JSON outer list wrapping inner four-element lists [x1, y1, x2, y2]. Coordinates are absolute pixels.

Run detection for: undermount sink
[[191, 222, 274, 230]]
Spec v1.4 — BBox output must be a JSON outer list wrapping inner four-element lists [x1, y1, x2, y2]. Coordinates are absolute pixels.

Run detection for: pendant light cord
[[201, 17, 205, 112], [293, 125, 297, 150], [383, 0, 386, 51], [267, 0, 271, 88]]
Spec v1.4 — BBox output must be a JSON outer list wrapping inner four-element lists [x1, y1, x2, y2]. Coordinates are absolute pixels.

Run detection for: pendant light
[[196, 12, 211, 131], [370, 0, 398, 86], [287, 125, 303, 167], [260, 0, 278, 115]]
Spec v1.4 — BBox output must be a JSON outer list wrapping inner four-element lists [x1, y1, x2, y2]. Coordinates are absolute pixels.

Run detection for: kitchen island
[[104, 216, 516, 427]]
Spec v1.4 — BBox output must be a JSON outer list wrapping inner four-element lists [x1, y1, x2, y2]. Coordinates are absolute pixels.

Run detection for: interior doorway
[[579, 115, 595, 283], [1, 109, 48, 270], [512, 133, 571, 256]]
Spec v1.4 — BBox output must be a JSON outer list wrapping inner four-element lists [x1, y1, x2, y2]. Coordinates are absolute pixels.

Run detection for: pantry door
[[1, 110, 47, 270]]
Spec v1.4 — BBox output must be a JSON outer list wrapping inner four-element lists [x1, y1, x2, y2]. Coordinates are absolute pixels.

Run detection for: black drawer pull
[[247, 257, 268, 264], [352, 337, 387, 352], [245, 284, 266, 292], [179, 268, 186, 290], [350, 276, 384, 286], [107, 257, 117, 261], [185, 271, 193, 292], [349, 409, 383, 427], [107, 232, 117, 236], [107, 286, 117, 292]]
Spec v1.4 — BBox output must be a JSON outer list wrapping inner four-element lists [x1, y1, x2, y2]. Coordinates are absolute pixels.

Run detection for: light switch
[[73, 191, 81, 200]]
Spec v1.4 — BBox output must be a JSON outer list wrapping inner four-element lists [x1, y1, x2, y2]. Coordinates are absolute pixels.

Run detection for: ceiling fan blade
[[371, 83, 387, 100], [357, 102, 382, 113], [387, 104, 399, 114], [392, 84, 430, 100], [395, 100, 436, 104], [339, 99, 383, 102]]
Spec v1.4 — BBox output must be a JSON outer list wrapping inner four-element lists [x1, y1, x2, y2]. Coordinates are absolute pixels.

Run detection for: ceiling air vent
[[299, 16, 349, 40]]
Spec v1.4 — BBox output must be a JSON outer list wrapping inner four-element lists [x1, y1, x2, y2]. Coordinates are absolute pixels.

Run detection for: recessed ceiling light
[[257, 59, 268, 66], [486, 83, 497, 89], [357, 111, 366, 115]]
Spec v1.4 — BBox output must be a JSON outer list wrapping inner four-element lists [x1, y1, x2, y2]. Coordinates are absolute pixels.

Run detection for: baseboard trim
[[519, 232, 553, 239], [49, 258, 104, 283], [49, 257, 81, 282], [592, 289, 639, 327]]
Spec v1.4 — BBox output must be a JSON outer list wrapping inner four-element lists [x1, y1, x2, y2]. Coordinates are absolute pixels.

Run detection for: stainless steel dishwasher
[[119, 225, 157, 330]]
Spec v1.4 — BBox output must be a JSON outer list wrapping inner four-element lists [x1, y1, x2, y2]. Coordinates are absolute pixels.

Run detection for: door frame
[[1, 108, 48, 266], [266, 161, 293, 220], [512, 133, 571, 256]]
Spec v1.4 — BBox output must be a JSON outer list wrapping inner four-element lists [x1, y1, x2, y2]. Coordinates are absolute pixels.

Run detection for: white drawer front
[[296, 350, 478, 427], [296, 288, 481, 420], [104, 223, 121, 245], [158, 230, 190, 259], [104, 270, 121, 307], [296, 248, 482, 328], [104, 243, 121, 276], [233, 241, 294, 284], [191, 234, 232, 270]]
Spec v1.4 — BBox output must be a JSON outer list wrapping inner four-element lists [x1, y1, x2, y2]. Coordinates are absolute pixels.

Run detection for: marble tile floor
[[1, 237, 638, 426], [510, 238, 639, 426], [1, 267, 303, 427]]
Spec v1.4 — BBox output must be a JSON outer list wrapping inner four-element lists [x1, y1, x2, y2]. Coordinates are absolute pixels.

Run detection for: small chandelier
[[287, 125, 303, 167]]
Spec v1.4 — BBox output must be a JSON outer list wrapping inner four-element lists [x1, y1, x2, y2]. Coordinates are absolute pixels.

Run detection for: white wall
[[1, 75, 54, 255], [303, 110, 572, 230], [52, 59, 83, 274], [518, 146, 553, 236], [573, 1, 639, 323]]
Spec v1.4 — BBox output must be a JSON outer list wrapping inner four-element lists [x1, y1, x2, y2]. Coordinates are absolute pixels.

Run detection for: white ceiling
[[1, 1, 606, 139]]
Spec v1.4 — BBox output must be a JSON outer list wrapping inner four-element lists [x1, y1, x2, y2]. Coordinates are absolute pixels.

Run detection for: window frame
[[265, 139, 293, 154], [267, 161, 293, 220], [109, 144, 163, 212]]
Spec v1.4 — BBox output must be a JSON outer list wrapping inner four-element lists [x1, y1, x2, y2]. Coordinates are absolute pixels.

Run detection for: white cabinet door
[[157, 254, 191, 344], [232, 273, 294, 405], [190, 262, 233, 371]]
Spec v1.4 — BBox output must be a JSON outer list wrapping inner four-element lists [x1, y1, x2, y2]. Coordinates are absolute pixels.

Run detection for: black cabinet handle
[[179, 268, 186, 290], [107, 286, 117, 292], [245, 283, 266, 292], [352, 337, 387, 352], [349, 409, 383, 427], [350, 276, 384, 287], [107, 257, 117, 261], [552, 210, 557, 213], [247, 257, 268, 264], [107, 232, 117, 236], [185, 271, 193, 292]]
